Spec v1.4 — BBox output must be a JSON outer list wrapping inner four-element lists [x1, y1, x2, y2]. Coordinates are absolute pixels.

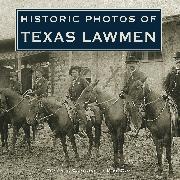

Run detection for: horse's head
[[76, 80, 99, 106], [26, 98, 42, 125], [75, 80, 99, 127], [128, 80, 147, 102], [126, 80, 150, 129], [0, 92, 7, 115]]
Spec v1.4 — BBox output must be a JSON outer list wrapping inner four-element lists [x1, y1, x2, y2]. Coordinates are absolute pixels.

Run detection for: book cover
[[0, 1, 179, 179]]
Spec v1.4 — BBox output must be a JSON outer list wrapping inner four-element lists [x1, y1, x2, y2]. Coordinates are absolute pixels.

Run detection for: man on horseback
[[31, 69, 48, 129], [164, 52, 180, 136], [119, 57, 148, 130], [9, 71, 22, 95], [67, 66, 90, 137], [31, 70, 48, 98]]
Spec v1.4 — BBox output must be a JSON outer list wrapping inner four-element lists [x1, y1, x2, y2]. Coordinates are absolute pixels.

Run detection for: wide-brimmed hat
[[173, 52, 180, 64], [125, 55, 139, 64], [69, 66, 81, 75], [10, 71, 18, 77], [173, 52, 180, 58]]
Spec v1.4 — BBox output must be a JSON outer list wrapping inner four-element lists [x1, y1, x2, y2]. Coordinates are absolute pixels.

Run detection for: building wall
[[49, 20, 180, 97]]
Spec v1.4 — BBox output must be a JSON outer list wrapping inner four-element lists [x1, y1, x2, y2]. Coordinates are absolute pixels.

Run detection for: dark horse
[[0, 88, 35, 154], [0, 93, 10, 153], [126, 80, 173, 176], [76, 80, 129, 168], [27, 97, 79, 166], [75, 102, 103, 158]]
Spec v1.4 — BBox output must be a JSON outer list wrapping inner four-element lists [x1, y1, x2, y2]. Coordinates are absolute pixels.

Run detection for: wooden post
[[96, 51, 99, 79], [17, 52, 21, 82], [50, 59, 55, 96], [69, 51, 72, 68]]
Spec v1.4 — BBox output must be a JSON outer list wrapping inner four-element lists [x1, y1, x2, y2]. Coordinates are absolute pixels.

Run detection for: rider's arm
[[81, 77, 89, 89]]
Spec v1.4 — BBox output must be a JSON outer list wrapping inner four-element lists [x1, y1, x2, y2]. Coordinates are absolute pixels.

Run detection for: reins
[[96, 96, 120, 106], [4, 89, 32, 113], [130, 80, 168, 122], [82, 85, 120, 109], [33, 101, 65, 122]]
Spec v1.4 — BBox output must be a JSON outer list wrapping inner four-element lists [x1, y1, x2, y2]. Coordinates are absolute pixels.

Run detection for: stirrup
[[78, 130, 87, 138]]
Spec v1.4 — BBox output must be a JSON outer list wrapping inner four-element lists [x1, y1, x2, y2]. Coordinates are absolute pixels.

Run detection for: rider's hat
[[10, 71, 18, 78], [69, 66, 81, 75], [173, 52, 180, 64], [125, 55, 139, 64]]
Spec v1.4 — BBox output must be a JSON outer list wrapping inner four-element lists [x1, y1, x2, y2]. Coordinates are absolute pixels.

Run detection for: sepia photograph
[[0, 1, 180, 179]]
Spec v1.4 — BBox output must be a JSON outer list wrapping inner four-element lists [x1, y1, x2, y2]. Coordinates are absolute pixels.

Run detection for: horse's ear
[[92, 79, 99, 88]]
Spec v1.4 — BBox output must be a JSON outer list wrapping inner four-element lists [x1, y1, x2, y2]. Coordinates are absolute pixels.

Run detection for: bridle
[[80, 86, 120, 109], [0, 89, 32, 113], [130, 80, 167, 122], [32, 100, 63, 122]]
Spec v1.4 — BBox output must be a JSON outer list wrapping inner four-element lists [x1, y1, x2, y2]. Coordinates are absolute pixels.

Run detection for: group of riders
[[7, 51, 180, 137]]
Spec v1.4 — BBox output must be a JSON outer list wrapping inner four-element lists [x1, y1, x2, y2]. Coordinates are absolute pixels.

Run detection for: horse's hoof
[[95, 149, 100, 158], [112, 163, 119, 169], [9, 150, 15, 156], [169, 170, 173, 178], [155, 174, 163, 180], [65, 160, 70, 168], [75, 155, 80, 161], [85, 152, 91, 159], [28, 149, 32, 154], [156, 169, 163, 178]]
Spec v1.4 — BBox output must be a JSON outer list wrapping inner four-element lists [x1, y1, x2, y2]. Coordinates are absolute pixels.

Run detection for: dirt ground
[[0, 123, 180, 180]]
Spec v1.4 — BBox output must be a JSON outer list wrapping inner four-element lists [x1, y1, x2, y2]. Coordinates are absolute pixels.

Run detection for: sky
[[0, 0, 180, 40]]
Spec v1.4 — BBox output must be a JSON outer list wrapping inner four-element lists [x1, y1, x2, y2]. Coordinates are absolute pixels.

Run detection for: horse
[[163, 67, 180, 136], [27, 97, 79, 166], [0, 93, 10, 153], [126, 80, 174, 176], [75, 102, 103, 158], [0, 88, 36, 154], [76, 80, 129, 168]]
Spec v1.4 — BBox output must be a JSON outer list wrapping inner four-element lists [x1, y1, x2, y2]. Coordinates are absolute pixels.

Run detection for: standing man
[[164, 52, 180, 136], [9, 71, 22, 94], [68, 66, 89, 136]]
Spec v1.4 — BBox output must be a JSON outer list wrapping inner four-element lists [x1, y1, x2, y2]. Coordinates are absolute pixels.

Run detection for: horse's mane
[[95, 86, 114, 99], [0, 88, 20, 99], [41, 97, 63, 111]]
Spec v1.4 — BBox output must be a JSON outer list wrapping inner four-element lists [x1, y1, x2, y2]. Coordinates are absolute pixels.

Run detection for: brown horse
[[27, 97, 79, 166], [0, 93, 10, 153], [75, 103, 103, 158], [127, 80, 173, 176], [76, 80, 129, 168], [0, 88, 36, 154]]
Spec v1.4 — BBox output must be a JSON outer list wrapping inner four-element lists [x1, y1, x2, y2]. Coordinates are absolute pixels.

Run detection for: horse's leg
[[111, 131, 119, 168], [86, 121, 94, 158], [67, 129, 79, 161], [22, 123, 31, 153], [165, 141, 173, 176], [32, 121, 38, 141], [59, 134, 70, 166], [0, 124, 4, 154], [3, 121, 8, 151], [118, 132, 125, 166], [1, 124, 5, 147], [94, 123, 101, 158], [154, 138, 163, 175], [10, 124, 19, 154]]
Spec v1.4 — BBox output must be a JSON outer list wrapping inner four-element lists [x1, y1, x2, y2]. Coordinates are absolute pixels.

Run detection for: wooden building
[[0, 14, 179, 99]]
